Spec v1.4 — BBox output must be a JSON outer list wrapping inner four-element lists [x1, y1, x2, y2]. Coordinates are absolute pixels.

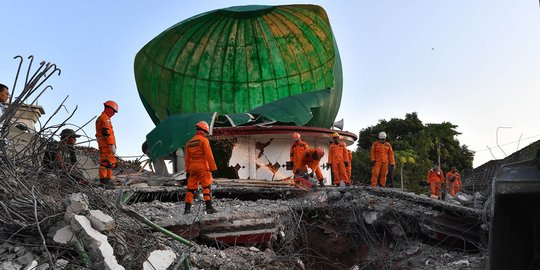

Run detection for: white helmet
[[378, 132, 387, 139]]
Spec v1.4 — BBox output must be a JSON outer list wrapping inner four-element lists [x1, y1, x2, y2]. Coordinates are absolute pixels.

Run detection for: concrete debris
[[0, 261, 22, 270], [52, 226, 77, 245], [64, 193, 89, 214], [87, 210, 116, 232], [15, 253, 34, 267], [35, 264, 49, 270], [363, 211, 378, 225], [455, 192, 474, 205], [249, 247, 259, 252], [70, 215, 125, 270], [449, 259, 471, 267], [54, 259, 69, 269], [349, 265, 359, 270], [142, 250, 177, 270], [22, 261, 37, 270]]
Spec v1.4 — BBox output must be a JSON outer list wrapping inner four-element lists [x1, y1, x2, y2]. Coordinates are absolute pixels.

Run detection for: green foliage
[[352, 112, 474, 192]]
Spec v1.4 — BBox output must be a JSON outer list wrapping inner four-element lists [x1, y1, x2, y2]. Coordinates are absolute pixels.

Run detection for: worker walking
[[328, 132, 350, 186], [290, 132, 308, 173], [445, 166, 462, 197], [296, 147, 326, 187], [370, 132, 395, 187], [95, 100, 118, 189], [427, 164, 445, 199], [184, 121, 218, 215], [346, 149, 353, 180]]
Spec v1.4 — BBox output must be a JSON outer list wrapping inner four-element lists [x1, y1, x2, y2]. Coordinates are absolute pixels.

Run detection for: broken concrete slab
[[70, 215, 125, 270], [87, 210, 116, 232], [142, 250, 177, 270], [52, 226, 77, 245]]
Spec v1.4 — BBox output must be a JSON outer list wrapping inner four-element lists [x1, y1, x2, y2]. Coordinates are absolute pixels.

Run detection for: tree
[[352, 112, 474, 193]]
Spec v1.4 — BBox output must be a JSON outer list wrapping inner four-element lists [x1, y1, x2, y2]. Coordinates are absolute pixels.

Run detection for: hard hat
[[378, 132, 387, 139], [292, 132, 301, 141], [316, 147, 325, 159], [60, 128, 81, 139], [196, 120, 210, 133], [104, 100, 119, 112], [331, 132, 340, 138]]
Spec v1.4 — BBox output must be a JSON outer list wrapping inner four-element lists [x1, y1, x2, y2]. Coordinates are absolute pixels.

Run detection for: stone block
[[64, 193, 89, 214], [142, 250, 177, 270], [52, 226, 77, 245], [87, 210, 115, 232]]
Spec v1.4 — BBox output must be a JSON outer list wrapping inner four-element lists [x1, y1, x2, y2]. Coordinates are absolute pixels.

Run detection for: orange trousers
[[331, 163, 349, 185], [184, 171, 213, 204], [371, 161, 388, 187], [430, 182, 442, 198], [99, 147, 116, 180]]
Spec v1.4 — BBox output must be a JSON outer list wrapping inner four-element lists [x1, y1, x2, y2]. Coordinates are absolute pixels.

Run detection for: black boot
[[318, 180, 325, 187], [205, 200, 218, 214], [184, 203, 191, 215]]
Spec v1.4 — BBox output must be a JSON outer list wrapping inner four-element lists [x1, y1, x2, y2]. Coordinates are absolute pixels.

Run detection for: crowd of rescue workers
[[0, 84, 462, 215]]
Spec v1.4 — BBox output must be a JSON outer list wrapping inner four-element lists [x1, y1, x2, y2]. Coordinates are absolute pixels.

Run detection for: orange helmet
[[315, 147, 325, 159], [104, 100, 119, 112], [331, 132, 340, 138], [292, 132, 301, 141], [196, 120, 210, 133]]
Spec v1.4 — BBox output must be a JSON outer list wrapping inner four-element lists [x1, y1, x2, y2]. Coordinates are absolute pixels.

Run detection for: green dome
[[135, 4, 342, 128]]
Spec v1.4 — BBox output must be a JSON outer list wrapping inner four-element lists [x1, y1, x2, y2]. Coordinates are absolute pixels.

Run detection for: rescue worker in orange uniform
[[296, 147, 325, 187], [327, 132, 350, 186], [427, 164, 445, 199], [95, 100, 118, 189], [445, 166, 462, 197], [184, 121, 218, 215], [346, 149, 353, 180], [370, 132, 395, 187], [290, 132, 308, 173]]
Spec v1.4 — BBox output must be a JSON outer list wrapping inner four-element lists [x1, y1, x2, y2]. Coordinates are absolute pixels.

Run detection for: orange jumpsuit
[[370, 141, 395, 187], [346, 150, 353, 179], [184, 131, 217, 204], [445, 171, 462, 196], [290, 140, 308, 172], [297, 148, 323, 181], [95, 111, 116, 180], [427, 169, 445, 198], [329, 141, 349, 185]]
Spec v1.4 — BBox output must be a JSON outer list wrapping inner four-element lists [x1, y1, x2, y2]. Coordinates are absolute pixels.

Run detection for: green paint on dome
[[135, 4, 342, 128]]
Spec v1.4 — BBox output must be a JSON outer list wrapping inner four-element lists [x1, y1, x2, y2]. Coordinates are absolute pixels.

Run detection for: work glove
[[185, 172, 190, 179], [450, 176, 456, 182], [326, 162, 331, 167], [371, 160, 376, 166], [295, 169, 301, 175], [111, 145, 117, 154], [390, 164, 395, 171], [344, 161, 349, 167], [211, 170, 217, 178]]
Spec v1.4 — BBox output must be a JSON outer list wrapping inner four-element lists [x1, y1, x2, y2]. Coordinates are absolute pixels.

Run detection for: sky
[[1, 0, 539, 168]]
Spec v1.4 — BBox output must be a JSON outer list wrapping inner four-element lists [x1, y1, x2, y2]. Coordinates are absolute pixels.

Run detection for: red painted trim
[[211, 126, 357, 142], [209, 232, 273, 244]]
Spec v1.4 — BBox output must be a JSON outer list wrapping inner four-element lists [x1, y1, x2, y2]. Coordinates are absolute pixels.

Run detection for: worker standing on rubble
[[427, 164, 445, 199], [184, 120, 218, 215], [42, 128, 86, 183], [296, 147, 326, 187], [445, 166, 462, 196], [328, 132, 350, 186], [346, 149, 353, 180], [95, 100, 118, 189], [370, 132, 395, 187], [290, 132, 308, 173]]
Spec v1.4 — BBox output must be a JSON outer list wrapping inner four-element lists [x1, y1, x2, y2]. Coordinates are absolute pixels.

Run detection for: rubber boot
[[184, 203, 191, 215], [205, 200, 218, 214], [318, 180, 325, 187], [100, 178, 115, 190]]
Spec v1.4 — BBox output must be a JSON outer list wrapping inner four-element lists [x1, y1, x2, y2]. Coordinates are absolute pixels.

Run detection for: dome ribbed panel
[[135, 4, 342, 127]]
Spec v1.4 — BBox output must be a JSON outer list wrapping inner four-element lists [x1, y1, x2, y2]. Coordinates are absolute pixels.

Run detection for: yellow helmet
[[331, 132, 340, 138]]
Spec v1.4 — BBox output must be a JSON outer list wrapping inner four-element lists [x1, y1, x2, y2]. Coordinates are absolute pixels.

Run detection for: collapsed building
[[2, 4, 524, 270]]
